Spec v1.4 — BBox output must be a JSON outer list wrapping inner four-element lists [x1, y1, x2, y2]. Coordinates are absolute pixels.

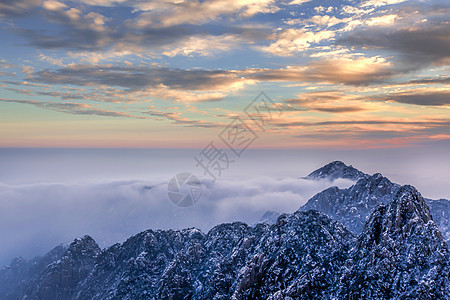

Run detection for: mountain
[[256, 210, 280, 225], [300, 173, 400, 233], [1, 212, 355, 299], [2, 162, 449, 299], [301, 163, 450, 242], [305, 161, 368, 181], [338, 185, 449, 299], [1, 186, 448, 299], [0, 244, 68, 299], [427, 198, 450, 244]]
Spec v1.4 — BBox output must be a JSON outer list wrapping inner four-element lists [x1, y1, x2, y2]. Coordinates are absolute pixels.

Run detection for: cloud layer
[[0, 176, 354, 266]]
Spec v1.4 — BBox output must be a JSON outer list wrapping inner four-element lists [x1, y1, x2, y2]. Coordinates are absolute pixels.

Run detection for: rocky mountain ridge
[[299, 162, 450, 243]]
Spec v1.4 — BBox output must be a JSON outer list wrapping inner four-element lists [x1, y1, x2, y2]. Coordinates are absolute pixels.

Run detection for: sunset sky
[[0, 0, 449, 148]]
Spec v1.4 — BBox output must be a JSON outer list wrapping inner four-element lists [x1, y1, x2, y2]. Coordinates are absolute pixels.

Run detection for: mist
[[0, 176, 354, 266], [1, 144, 449, 266]]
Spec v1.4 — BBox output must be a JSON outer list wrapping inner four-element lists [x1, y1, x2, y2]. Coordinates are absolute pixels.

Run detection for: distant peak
[[257, 210, 280, 224], [305, 161, 368, 181]]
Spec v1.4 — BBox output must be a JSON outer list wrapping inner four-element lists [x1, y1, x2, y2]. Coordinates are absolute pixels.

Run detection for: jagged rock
[[338, 185, 449, 299], [19, 235, 100, 300], [300, 173, 400, 233]]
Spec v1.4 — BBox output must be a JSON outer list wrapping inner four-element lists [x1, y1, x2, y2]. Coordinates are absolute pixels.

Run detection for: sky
[[0, 0, 449, 148]]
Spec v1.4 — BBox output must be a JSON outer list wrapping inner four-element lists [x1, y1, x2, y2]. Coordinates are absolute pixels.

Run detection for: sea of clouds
[[0, 176, 354, 266]]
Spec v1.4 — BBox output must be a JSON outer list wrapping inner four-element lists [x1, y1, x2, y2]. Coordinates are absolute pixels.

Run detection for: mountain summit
[[305, 161, 368, 181]]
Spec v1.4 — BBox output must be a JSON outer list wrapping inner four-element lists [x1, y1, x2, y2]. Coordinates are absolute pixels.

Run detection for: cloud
[[0, 98, 148, 118], [29, 56, 395, 97], [338, 24, 450, 68], [310, 106, 366, 113], [289, 0, 312, 5], [306, 15, 352, 28], [129, 0, 278, 27], [283, 90, 368, 113], [365, 14, 398, 26], [276, 117, 450, 148], [383, 90, 450, 106], [260, 28, 335, 56], [162, 34, 242, 57], [272, 119, 450, 128], [0, 176, 354, 266], [361, 0, 407, 8], [242, 56, 395, 85], [31, 64, 250, 92], [13, 1, 268, 57], [0, 97, 231, 129], [145, 108, 223, 128], [0, 0, 41, 18]]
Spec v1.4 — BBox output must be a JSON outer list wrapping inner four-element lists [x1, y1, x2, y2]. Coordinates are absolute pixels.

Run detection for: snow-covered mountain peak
[[305, 161, 368, 181]]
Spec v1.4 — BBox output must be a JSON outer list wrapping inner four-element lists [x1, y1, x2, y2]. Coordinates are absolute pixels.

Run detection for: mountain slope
[[427, 198, 450, 244], [338, 185, 449, 299], [300, 173, 400, 233], [0, 244, 68, 300], [74, 211, 354, 299]]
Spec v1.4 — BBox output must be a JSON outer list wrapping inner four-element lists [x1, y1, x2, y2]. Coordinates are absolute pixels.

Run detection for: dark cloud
[[338, 24, 450, 69], [11, 1, 187, 52], [15, 27, 111, 52], [15, 23, 203, 52], [384, 91, 450, 106], [32, 65, 245, 91], [0, 0, 40, 18], [311, 106, 366, 113], [12, 1, 269, 54], [403, 77, 450, 85]]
